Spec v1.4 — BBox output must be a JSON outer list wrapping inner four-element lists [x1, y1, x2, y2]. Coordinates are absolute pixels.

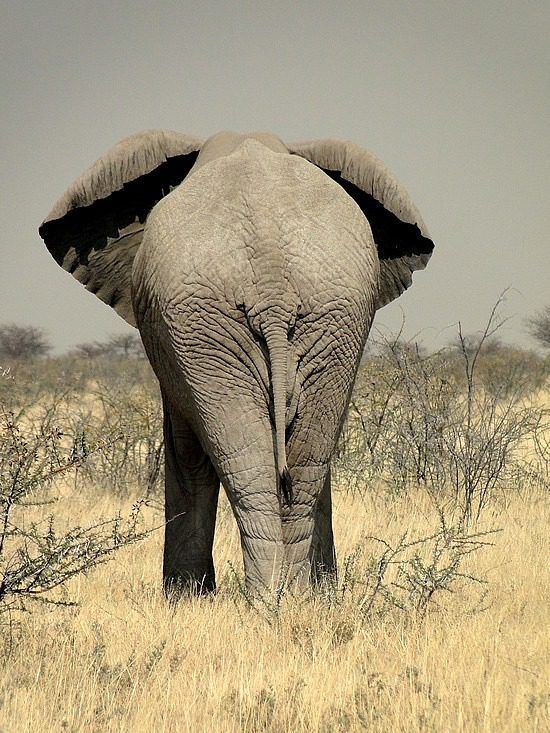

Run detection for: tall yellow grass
[[1, 478, 548, 732]]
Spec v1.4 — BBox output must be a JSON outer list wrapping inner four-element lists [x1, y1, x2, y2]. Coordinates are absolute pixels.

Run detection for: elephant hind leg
[[162, 398, 220, 597], [309, 468, 337, 585], [281, 465, 336, 590]]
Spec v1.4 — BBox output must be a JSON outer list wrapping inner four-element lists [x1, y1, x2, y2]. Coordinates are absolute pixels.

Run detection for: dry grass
[[1, 479, 548, 733]]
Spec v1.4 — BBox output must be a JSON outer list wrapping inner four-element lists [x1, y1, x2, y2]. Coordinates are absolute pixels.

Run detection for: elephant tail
[[262, 321, 293, 506]]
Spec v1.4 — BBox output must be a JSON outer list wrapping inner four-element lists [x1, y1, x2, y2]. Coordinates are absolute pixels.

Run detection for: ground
[[1, 481, 548, 733]]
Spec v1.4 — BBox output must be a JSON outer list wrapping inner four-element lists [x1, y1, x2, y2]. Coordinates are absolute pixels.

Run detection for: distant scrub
[[0, 354, 163, 496], [0, 323, 51, 362], [526, 303, 550, 350], [337, 332, 548, 520]]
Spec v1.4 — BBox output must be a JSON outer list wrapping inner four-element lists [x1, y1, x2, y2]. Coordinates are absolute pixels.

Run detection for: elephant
[[39, 130, 434, 596]]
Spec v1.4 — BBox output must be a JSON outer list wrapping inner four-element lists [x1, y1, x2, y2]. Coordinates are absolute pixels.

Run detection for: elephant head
[[40, 130, 433, 596]]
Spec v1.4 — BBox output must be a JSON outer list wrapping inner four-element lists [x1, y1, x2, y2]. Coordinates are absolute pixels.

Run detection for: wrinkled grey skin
[[134, 133, 376, 593], [39, 130, 433, 597]]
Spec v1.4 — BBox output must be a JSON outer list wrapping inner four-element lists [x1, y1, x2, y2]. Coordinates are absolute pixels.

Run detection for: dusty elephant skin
[[39, 129, 434, 596]]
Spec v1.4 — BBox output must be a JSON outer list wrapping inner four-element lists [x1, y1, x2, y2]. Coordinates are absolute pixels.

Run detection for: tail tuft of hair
[[281, 466, 293, 507]]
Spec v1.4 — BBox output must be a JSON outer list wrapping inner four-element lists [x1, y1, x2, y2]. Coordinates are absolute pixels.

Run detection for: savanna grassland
[[0, 335, 548, 732]]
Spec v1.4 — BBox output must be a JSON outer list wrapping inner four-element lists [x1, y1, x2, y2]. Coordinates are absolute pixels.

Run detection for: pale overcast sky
[[2, 1, 548, 352]]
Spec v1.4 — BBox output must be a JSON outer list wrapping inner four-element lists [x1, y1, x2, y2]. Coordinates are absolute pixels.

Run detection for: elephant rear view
[[39, 129, 434, 596]]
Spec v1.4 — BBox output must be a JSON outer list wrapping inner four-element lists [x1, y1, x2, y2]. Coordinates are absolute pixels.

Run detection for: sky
[[2, 1, 549, 353]]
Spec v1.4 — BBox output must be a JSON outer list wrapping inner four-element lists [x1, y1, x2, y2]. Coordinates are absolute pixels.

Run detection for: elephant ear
[[287, 139, 434, 308], [39, 130, 203, 326]]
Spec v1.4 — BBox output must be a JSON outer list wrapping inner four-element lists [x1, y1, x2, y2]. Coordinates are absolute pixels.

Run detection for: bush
[[446, 337, 548, 398], [342, 517, 497, 620], [67, 374, 164, 496], [336, 308, 548, 524], [526, 304, 550, 350], [0, 404, 152, 619], [72, 333, 146, 360], [0, 324, 51, 363]]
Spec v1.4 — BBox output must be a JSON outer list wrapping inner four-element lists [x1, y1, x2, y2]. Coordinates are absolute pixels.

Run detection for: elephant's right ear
[[287, 139, 434, 308], [39, 130, 203, 326]]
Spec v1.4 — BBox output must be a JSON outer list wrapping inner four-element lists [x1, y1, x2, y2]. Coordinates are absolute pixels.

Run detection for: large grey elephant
[[39, 130, 433, 596]]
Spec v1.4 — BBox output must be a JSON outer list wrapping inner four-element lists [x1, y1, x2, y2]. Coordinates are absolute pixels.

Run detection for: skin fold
[[39, 130, 433, 597]]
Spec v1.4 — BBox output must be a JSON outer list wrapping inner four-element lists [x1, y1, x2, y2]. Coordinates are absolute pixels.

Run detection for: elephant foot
[[279, 558, 337, 594], [310, 561, 338, 592], [163, 561, 216, 600]]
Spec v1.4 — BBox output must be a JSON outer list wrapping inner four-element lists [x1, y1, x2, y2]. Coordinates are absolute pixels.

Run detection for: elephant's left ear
[[39, 130, 203, 326], [287, 139, 434, 308]]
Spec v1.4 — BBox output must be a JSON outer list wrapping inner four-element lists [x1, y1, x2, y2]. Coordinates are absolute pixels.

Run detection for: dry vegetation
[[0, 323, 548, 732]]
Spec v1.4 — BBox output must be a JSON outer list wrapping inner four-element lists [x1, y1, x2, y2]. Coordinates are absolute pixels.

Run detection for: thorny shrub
[[0, 356, 164, 497], [67, 375, 164, 496], [339, 516, 498, 620], [0, 400, 152, 622], [335, 304, 548, 524]]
